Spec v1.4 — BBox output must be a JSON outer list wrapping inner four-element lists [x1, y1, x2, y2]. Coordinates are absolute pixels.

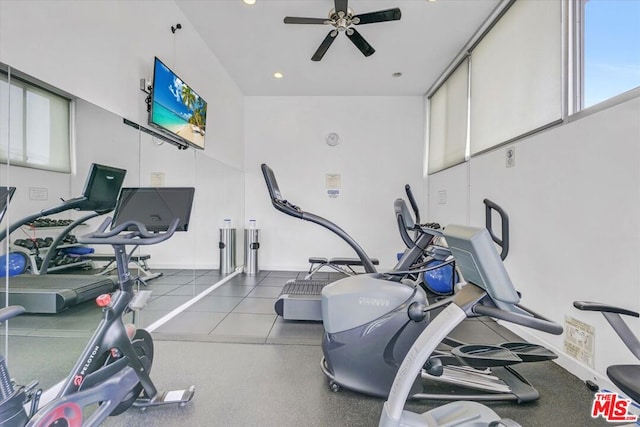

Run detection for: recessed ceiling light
[[273, 72, 284, 79], [243, 0, 256, 5], [392, 72, 402, 78]]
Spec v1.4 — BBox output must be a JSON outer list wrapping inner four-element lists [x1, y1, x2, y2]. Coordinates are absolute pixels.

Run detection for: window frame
[[0, 65, 73, 173]]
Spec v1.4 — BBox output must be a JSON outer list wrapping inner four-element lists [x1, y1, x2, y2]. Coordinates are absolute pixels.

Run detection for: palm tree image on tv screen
[[151, 58, 207, 149]]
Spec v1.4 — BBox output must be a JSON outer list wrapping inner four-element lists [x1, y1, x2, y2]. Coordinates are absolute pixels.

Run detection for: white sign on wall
[[326, 173, 341, 198], [150, 172, 165, 187], [29, 187, 48, 201]]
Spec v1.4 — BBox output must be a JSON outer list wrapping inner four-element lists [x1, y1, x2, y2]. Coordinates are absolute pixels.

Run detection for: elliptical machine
[[379, 225, 563, 426], [0, 187, 196, 427], [321, 200, 558, 402]]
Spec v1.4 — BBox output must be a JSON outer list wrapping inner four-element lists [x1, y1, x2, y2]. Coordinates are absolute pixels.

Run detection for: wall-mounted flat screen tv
[[149, 57, 207, 150]]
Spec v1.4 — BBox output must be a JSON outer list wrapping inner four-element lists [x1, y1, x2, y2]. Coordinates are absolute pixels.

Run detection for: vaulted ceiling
[[176, 0, 500, 96]]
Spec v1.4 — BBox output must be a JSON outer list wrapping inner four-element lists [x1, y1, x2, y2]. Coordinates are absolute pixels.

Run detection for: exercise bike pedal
[[132, 385, 195, 409], [129, 290, 153, 311]]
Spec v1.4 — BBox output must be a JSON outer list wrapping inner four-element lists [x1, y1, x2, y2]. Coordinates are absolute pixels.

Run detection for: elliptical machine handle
[[473, 303, 563, 335], [78, 217, 180, 246], [484, 199, 509, 260], [404, 184, 420, 225]]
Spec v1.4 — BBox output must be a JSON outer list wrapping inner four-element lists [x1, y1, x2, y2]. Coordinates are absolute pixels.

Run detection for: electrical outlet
[[506, 147, 515, 168]]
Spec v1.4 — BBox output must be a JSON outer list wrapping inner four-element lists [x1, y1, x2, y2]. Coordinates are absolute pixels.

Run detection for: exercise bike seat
[[607, 365, 640, 403]]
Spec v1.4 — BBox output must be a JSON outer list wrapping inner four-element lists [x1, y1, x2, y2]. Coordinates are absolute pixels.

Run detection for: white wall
[[427, 96, 640, 384], [245, 96, 425, 271], [0, 0, 244, 170], [0, 0, 246, 268]]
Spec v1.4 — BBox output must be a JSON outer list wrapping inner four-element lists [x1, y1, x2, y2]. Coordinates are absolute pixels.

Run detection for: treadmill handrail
[[38, 211, 107, 274], [261, 163, 377, 274], [301, 212, 377, 274], [0, 197, 89, 244]]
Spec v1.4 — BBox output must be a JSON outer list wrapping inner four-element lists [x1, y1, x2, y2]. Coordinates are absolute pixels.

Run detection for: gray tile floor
[[3, 269, 613, 426], [5, 269, 338, 345]]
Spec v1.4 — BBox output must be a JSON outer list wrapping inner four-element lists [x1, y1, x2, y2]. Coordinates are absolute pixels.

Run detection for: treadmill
[[262, 164, 433, 322], [262, 164, 384, 321], [0, 163, 127, 313], [262, 165, 449, 321]]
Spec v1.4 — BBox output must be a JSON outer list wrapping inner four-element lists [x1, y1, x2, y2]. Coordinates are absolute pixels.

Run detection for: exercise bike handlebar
[[473, 302, 563, 335], [78, 217, 180, 246]]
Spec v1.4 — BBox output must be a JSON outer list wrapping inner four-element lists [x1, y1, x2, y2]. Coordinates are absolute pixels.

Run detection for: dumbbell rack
[[11, 224, 94, 275]]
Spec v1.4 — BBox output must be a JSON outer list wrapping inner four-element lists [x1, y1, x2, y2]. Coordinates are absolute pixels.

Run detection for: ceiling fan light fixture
[[284, 2, 401, 61]]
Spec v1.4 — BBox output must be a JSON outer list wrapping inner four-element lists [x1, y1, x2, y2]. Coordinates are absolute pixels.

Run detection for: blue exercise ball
[[423, 259, 457, 295], [0, 253, 27, 277]]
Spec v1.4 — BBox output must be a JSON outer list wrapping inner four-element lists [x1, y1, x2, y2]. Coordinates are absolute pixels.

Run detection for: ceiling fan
[[283, 0, 401, 61]]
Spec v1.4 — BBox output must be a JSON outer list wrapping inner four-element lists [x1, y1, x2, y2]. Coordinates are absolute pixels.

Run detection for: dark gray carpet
[[4, 331, 610, 426], [101, 341, 607, 427]]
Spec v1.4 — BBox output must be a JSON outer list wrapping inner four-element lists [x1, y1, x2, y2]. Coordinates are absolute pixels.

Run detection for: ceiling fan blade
[[312, 31, 338, 62], [334, 0, 348, 15], [346, 28, 375, 57], [284, 17, 330, 25], [354, 8, 402, 25]]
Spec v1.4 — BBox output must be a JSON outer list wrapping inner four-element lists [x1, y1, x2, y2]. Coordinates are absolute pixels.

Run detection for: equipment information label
[[564, 316, 595, 368], [29, 187, 48, 201], [326, 173, 341, 198]]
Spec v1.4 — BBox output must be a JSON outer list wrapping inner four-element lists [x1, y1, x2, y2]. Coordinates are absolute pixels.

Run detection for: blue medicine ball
[[0, 253, 28, 277], [423, 259, 457, 295]]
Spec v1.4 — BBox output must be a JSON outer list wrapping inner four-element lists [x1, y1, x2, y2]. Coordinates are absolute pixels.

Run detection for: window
[[469, 0, 563, 155], [581, 0, 640, 108], [427, 0, 639, 173], [428, 58, 469, 174], [0, 72, 71, 172]]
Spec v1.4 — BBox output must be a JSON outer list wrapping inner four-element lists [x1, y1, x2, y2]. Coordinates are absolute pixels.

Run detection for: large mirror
[[0, 63, 245, 391]]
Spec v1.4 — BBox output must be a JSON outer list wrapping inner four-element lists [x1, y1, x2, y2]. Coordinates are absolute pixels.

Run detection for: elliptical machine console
[[0, 187, 196, 427]]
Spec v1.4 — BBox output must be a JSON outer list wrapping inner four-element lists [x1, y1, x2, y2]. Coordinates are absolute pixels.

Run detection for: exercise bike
[[0, 186, 196, 427]]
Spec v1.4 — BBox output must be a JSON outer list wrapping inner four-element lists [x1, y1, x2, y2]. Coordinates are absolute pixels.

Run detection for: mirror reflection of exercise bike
[[0, 187, 196, 427]]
